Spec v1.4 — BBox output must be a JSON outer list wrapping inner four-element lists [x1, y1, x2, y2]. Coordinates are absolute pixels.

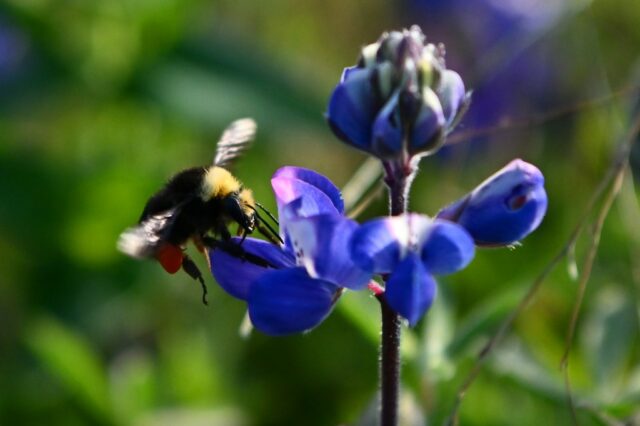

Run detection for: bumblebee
[[118, 119, 280, 304]]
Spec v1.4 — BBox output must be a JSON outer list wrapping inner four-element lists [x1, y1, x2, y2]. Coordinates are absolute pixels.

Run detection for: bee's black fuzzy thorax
[[137, 166, 255, 246], [139, 167, 206, 222]]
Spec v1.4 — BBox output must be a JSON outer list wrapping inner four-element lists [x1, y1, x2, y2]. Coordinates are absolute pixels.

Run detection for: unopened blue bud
[[437, 159, 548, 246], [327, 26, 469, 161]]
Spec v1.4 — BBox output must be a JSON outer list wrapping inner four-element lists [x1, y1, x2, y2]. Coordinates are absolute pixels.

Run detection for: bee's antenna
[[247, 205, 283, 245], [255, 202, 279, 225], [257, 221, 283, 246]]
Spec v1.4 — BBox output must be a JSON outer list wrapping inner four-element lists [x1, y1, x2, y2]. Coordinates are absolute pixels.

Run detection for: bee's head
[[201, 166, 257, 233], [224, 188, 256, 233]]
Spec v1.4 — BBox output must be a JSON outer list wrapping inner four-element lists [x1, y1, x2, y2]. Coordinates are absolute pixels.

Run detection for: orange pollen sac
[[155, 244, 184, 274]]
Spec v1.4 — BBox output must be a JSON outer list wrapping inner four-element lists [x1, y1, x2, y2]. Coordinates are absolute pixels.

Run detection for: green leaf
[[24, 316, 112, 420], [110, 350, 157, 422], [159, 328, 221, 404]]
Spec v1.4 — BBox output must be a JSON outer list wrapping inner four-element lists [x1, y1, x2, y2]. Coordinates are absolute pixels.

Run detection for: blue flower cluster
[[207, 26, 548, 335], [208, 160, 547, 334], [327, 26, 469, 162]]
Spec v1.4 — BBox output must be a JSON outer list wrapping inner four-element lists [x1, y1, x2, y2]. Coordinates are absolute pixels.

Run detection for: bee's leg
[[181, 254, 208, 306], [216, 224, 232, 241], [201, 236, 274, 268], [238, 228, 248, 245], [192, 235, 205, 253]]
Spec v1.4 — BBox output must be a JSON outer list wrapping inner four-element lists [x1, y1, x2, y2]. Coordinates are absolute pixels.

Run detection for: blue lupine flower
[[437, 159, 548, 246], [327, 26, 469, 161], [208, 167, 371, 336], [351, 214, 475, 325], [406, 0, 573, 147], [0, 18, 28, 81]]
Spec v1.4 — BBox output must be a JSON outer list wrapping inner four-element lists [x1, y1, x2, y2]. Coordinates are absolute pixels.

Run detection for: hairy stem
[[378, 293, 402, 426], [378, 163, 411, 426]]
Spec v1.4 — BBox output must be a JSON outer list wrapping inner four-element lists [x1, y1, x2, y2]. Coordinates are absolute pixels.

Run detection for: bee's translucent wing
[[213, 118, 257, 169], [117, 208, 179, 259]]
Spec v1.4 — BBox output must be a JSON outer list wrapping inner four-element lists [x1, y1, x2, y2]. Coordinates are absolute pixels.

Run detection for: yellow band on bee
[[201, 166, 242, 200]]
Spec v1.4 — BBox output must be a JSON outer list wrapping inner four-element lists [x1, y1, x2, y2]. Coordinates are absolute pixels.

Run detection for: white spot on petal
[[288, 219, 319, 278]]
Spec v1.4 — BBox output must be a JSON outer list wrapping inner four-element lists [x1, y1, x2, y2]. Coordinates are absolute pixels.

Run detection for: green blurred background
[[1, 0, 640, 425]]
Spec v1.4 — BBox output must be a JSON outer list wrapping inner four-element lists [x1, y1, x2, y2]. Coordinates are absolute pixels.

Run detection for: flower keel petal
[[350, 217, 405, 274], [208, 237, 295, 300], [420, 220, 475, 275], [385, 254, 437, 326], [248, 267, 340, 336]]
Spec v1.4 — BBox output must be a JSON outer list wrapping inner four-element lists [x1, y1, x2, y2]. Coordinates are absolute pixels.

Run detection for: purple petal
[[385, 253, 437, 326], [248, 267, 340, 336], [271, 182, 339, 231], [409, 87, 445, 155], [272, 166, 344, 214], [438, 70, 466, 127], [420, 220, 475, 275], [286, 215, 372, 289], [437, 159, 548, 246], [327, 68, 377, 152], [371, 94, 404, 158], [207, 237, 294, 300]]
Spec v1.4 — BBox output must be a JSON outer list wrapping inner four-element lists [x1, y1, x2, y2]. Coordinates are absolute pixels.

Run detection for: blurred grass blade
[[337, 291, 380, 345], [342, 157, 383, 214], [338, 291, 418, 358], [420, 291, 455, 381], [134, 407, 246, 426], [25, 316, 111, 420], [567, 242, 579, 281], [110, 350, 157, 422], [446, 285, 524, 358], [490, 338, 565, 401], [159, 329, 221, 404], [581, 286, 637, 400], [615, 365, 640, 415]]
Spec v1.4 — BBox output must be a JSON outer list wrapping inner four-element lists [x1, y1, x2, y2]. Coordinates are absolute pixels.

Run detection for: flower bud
[[327, 26, 469, 161], [438, 69, 468, 128], [437, 159, 548, 246]]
